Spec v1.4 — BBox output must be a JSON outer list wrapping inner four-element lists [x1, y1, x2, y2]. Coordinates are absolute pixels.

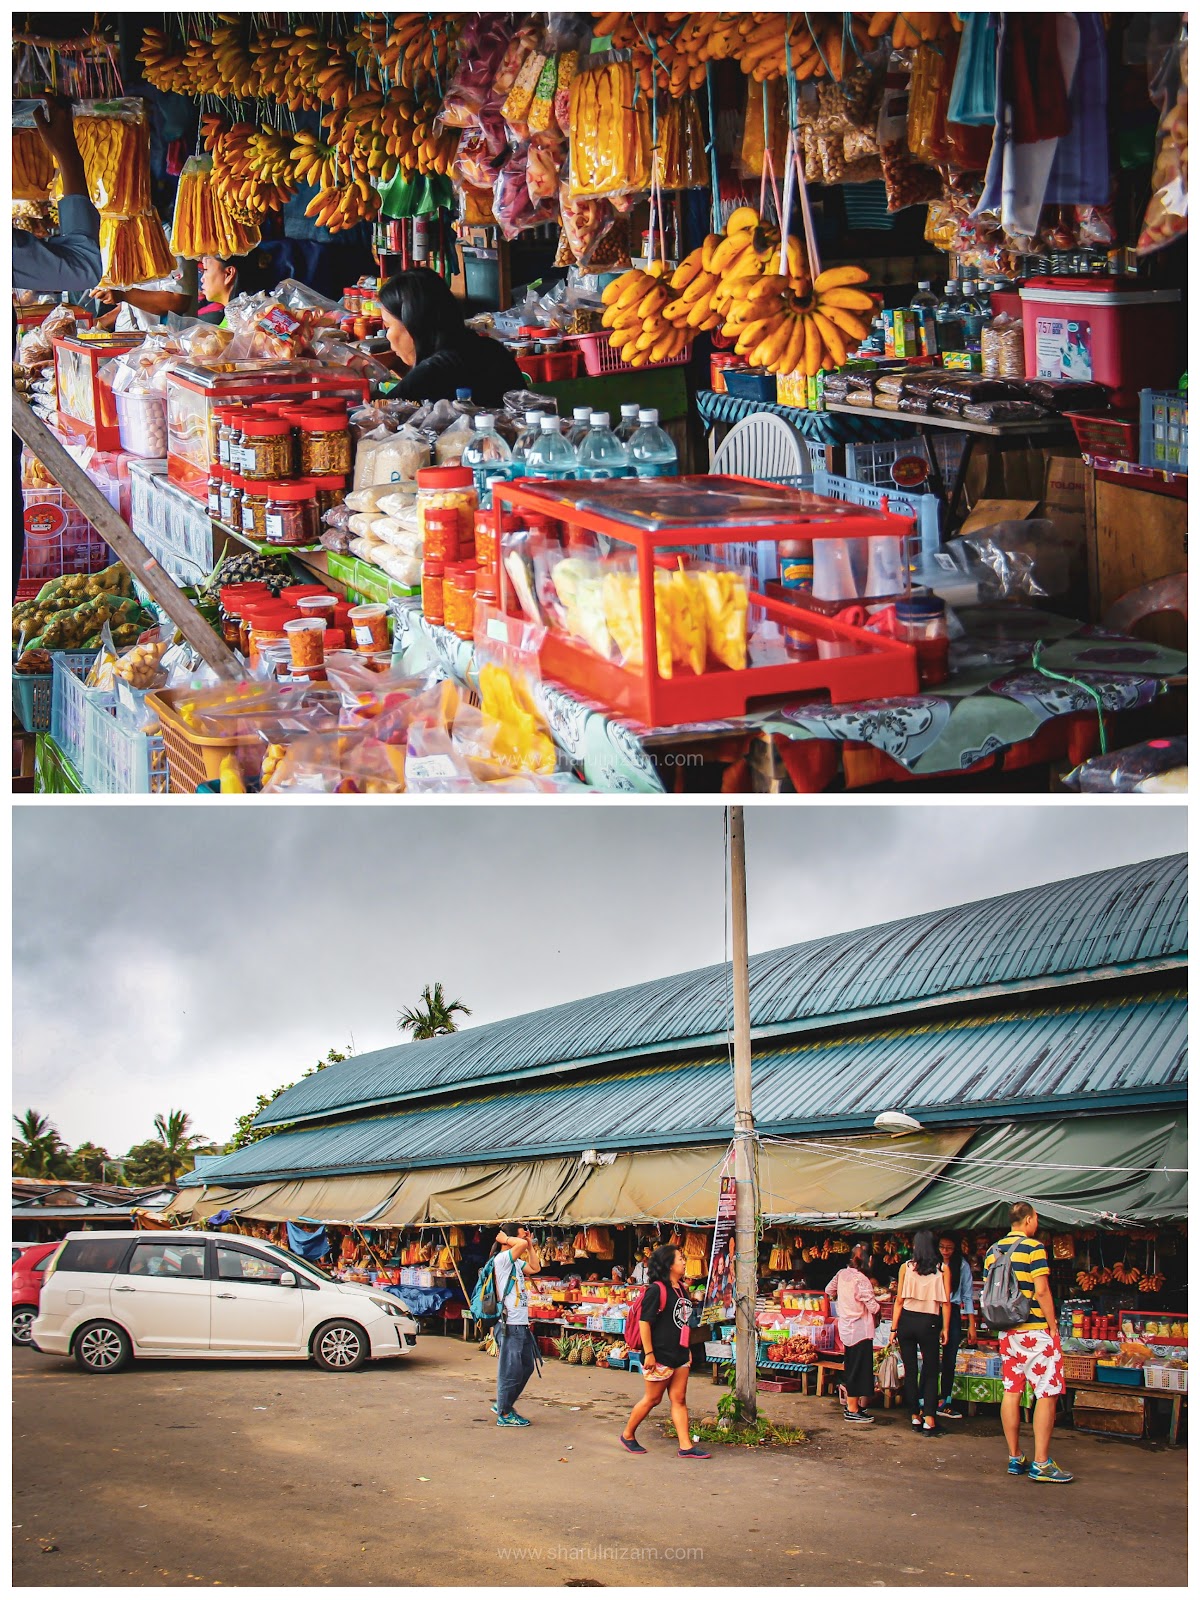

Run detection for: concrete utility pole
[[728, 806, 758, 1422]]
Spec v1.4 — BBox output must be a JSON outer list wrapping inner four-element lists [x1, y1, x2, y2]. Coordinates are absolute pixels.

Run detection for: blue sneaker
[[1007, 1454, 1029, 1476], [496, 1411, 531, 1427], [1029, 1459, 1073, 1484]]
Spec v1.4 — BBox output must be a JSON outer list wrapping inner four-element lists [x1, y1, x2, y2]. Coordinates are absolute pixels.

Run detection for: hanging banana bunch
[[600, 262, 691, 368]]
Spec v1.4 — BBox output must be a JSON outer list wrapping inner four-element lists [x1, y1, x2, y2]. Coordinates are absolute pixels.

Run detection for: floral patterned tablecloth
[[391, 602, 1185, 795]]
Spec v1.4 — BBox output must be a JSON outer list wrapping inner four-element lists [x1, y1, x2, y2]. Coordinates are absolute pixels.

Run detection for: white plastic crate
[[1144, 1365, 1187, 1392], [760, 471, 942, 579], [844, 433, 968, 490], [81, 700, 170, 795], [50, 653, 115, 774]]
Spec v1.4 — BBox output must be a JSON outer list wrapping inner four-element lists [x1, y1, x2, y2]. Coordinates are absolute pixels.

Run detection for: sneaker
[[1007, 1454, 1030, 1476], [1029, 1459, 1073, 1484], [496, 1411, 531, 1428], [843, 1409, 875, 1424], [937, 1402, 963, 1419], [911, 1415, 924, 1431]]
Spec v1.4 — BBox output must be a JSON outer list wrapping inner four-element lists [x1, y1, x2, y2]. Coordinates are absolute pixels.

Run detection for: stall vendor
[[197, 250, 277, 324], [379, 267, 524, 405]]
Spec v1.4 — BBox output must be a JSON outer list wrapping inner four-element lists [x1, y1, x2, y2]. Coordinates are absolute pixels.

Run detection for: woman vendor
[[379, 267, 524, 405], [197, 249, 277, 324]]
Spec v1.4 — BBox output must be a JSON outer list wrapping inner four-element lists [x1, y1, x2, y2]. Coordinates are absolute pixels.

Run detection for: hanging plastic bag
[[1137, 25, 1188, 254]]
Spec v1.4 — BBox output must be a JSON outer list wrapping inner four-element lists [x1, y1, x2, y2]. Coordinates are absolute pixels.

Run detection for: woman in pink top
[[826, 1242, 882, 1425], [892, 1229, 952, 1435]]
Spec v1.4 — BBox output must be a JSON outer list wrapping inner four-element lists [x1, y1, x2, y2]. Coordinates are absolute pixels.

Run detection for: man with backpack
[[490, 1224, 542, 1427], [982, 1202, 1072, 1484]]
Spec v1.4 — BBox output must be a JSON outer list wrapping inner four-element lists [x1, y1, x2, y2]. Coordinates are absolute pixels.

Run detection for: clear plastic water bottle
[[512, 408, 549, 466], [626, 408, 678, 478], [614, 403, 642, 445], [524, 414, 577, 480], [576, 412, 631, 480], [934, 281, 963, 351], [910, 281, 939, 358], [462, 413, 512, 499], [565, 406, 594, 450]]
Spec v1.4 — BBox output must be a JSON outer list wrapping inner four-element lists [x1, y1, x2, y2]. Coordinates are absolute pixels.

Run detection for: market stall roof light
[[874, 1111, 925, 1135]]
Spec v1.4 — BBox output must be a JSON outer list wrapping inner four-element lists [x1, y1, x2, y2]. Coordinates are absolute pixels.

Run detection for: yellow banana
[[821, 305, 871, 343], [812, 311, 847, 367], [818, 286, 875, 312], [813, 265, 871, 293]]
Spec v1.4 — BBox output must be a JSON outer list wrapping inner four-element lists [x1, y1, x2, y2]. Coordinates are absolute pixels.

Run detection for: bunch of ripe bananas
[[725, 264, 875, 377], [600, 264, 690, 368], [864, 12, 964, 49], [322, 91, 458, 183], [202, 117, 297, 221], [657, 206, 805, 336]]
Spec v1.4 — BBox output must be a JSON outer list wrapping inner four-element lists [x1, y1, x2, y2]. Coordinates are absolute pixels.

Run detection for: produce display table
[[1064, 1377, 1187, 1447], [394, 603, 1185, 794], [824, 402, 1074, 532]]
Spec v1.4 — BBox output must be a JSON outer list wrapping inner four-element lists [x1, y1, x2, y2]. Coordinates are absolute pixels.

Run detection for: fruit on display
[[864, 11, 964, 49], [600, 263, 691, 367], [170, 154, 262, 259], [203, 551, 294, 595], [13, 591, 151, 652], [113, 640, 171, 690], [219, 754, 247, 794], [568, 60, 651, 196], [765, 1333, 817, 1362], [723, 261, 874, 377], [72, 111, 152, 215], [12, 127, 55, 201], [97, 211, 176, 289]]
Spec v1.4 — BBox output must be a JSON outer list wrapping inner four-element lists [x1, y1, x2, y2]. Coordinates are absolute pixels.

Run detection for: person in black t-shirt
[[619, 1244, 710, 1460], [379, 268, 524, 407]]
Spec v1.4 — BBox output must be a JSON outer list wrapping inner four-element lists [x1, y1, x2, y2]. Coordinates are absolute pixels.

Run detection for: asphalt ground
[[12, 1337, 1187, 1587]]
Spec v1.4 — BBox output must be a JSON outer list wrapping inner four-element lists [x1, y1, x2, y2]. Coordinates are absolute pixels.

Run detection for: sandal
[[619, 1433, 647, 1454]]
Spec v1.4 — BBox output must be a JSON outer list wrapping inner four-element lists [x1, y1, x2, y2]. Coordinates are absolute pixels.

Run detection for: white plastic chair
[[710, 410, 813, 482]]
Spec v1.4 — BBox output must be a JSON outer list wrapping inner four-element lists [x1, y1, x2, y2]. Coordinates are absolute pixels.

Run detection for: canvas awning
[[869, 1111, 1187, 1231]]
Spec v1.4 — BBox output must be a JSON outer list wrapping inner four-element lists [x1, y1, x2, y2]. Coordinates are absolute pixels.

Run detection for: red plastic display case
[[495, 476, 920, 726], [14, 303, 94, 357], [51, 332, 143, 452], [165, 361, 370, 499]]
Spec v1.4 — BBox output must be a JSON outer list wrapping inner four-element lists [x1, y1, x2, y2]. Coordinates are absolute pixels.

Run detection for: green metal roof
[[256, 855, 1186, 1130], [192, 992, 1185, 1186]]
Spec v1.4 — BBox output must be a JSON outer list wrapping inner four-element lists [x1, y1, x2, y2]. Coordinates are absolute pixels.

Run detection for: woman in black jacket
[[379, 268, 524, 406]]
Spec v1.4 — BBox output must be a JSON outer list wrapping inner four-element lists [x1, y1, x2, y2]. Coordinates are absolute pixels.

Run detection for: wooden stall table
[[1064, 1377, 1187, 1447], [1083, 459, 1188, 649], [824, 403, 1074, 533]]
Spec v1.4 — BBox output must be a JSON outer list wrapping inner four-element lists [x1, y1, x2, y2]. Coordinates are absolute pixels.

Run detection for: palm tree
[[397, 983, 472, 1040], [70, 1142, 114, 1183], [12, 1110, 71, 1179], [152, 1109, 208, 1184]]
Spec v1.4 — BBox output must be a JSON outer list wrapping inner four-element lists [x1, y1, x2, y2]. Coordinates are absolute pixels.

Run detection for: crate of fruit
[[1061, 1353, 1097, 1383], [82, 701, 169, 795]]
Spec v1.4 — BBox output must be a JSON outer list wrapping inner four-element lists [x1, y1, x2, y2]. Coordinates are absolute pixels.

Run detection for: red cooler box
[[1018, 280, 1182, 407]]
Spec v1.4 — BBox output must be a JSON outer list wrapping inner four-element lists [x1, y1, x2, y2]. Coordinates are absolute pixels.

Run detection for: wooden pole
[[12, 393, 243, 679], [728, 806, 759, 1423]]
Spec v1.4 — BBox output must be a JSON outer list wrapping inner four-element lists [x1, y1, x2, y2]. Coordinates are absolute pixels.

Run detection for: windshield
[[265, 1243, 336, 1284]]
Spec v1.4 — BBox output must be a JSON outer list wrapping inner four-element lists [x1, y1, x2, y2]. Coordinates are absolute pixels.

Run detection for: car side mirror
[[279, 1271, 297, 1287]]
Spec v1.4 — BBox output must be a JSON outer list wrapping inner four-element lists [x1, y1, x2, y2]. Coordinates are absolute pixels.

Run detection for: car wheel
[[312, 1320, 368, 1372], [74, 1320, 132, 1374], [12, 1305, 37, 1346]]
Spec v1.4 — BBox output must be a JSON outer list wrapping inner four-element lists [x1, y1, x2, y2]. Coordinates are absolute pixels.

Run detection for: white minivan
[[31, 1230, 418, 1374]]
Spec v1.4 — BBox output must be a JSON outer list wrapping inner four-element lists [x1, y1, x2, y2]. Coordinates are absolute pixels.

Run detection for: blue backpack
[[470, 1256, 502, 1323]]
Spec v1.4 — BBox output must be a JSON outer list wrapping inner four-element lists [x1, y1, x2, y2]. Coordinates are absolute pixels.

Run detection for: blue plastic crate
[[14, 650, 98, 735], [1139, 388, 1187, 473], [1095, 1364, 1145, 1388]]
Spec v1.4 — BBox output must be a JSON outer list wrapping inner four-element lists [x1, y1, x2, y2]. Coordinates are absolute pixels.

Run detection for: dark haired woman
[[619, 1244, 710, 1460], [892, 1229, 951, 1435], [936, 1232, 977, 1421], [197, 250, 277, 324], [379, 267, 524, 405]]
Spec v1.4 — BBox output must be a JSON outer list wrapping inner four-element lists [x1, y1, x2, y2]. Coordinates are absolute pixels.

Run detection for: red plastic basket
[[567, 331, 692, 378], [1065, 410, 1139, 463]]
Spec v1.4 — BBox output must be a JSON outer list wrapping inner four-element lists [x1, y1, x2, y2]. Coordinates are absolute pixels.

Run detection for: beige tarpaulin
[[166, 1127, 974, 1229]]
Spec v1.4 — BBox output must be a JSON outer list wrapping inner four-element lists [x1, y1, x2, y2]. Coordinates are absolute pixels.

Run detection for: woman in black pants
[[892, 1230, 951, 1436]]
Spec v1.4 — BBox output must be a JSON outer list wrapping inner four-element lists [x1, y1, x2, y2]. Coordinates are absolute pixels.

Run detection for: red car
[[13, 1243, 59, 1345]]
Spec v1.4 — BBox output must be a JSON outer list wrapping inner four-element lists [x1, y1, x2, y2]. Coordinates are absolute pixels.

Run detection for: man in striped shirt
[[984, 1202, 1072, 1484]]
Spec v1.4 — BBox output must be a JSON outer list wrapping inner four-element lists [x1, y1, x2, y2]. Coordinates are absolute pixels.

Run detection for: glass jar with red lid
[[239, 415, 294, 479], [295, 407, 352, 476], [422, 560, 446, 626], [263, 482, 317, 547]]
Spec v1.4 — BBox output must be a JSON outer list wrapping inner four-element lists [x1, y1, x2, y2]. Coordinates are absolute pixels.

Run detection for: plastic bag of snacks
[[654, 91, 708, 190], [97, 211, 175, 289], [568, 59, 651, 197], [1138, 25, 1188, 255], [11, 122, 55, 201], [437, 12, 516, 129], [261, 684, 440, 793], [558, 186, 615, 268], [877, 60, 944, 213], [527, 130, 566, 203], [493, 143, 558, 239], [1063, 736, 1188, 794], [72, 99, 152, 215]]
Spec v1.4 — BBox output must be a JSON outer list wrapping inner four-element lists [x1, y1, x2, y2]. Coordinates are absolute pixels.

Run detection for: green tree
[[227, 1048, 349, 1152], [69, 1142, 115, 1183], [12, 1110, 72, 1179], [397, 983, 472, 1040], [152, 1110, 209, 1184], [123, 1139, 171, 1187]]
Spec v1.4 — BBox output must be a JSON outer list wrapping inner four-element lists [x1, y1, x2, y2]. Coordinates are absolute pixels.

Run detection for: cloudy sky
[[12, 805, 1184, 1156]]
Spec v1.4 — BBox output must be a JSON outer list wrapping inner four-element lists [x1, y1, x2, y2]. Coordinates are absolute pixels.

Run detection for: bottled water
[[910, 281, 939, 357], [524, 414, 577, 480], [934, 281, 963, 352], [461, 413, 512, 500], [626, 408, 678, 478], [614, 403, 642, 444], [576, 411, 631, 480], [512, 408, 549, 465], [565, 406, 594, 450]]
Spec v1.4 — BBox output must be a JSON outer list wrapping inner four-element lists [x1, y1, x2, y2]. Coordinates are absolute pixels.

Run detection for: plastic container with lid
[[263, 481, 316, 546], [422, 560, 446, 626], [296, 594, 338, 629], [1018, 282, 1183, 408], [422, 507, 460, 563], [416, 465, 478, 550], [443, 562, 477, 641], [207, 465, 225, 519], [347, 602, 390, 653], [893, 596, 949, 687], [239, 415, 295, 480], [296, 407, 352, 476], [285, 616, 326, 670], [309, 474, 348, 518], [474, 507, 498, 570], [215, 407, 240, 468]]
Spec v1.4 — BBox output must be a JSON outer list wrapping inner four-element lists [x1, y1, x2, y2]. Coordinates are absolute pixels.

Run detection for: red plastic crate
[[20, 488, 114, 585], [1065, 410, 1139, 463], [495, 475, 920, 727]]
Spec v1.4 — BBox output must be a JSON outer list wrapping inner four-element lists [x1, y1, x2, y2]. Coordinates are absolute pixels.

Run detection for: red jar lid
[[423, 559, 446, 576], [227, 474, 246, 489], [279, 585, 332, 601], [240, 416, 293, 436], [475, 572, 498, 600], [266, 482, 315, 502], [417, 466, 472, 489], [294, 408, 348, 429], [308, 474, 348, 489]]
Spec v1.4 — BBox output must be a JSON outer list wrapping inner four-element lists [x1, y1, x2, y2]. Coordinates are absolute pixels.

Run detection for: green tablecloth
[[391, 602, 1185, 795]]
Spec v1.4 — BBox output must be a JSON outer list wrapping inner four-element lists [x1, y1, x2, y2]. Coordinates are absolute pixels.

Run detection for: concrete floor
[[12, 1338, 1187, 1587]]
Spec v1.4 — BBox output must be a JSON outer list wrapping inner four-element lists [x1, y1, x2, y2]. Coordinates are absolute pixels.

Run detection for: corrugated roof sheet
[[257, 854, 1186, 1128], [194, 993, 1185, 1185]]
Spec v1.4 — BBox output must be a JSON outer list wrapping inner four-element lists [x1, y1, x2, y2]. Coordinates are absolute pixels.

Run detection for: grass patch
[[660, 1416, 808, 1449]]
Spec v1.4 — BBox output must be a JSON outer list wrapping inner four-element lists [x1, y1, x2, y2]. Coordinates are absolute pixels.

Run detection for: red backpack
[[624, 1281, 667, 1352]]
